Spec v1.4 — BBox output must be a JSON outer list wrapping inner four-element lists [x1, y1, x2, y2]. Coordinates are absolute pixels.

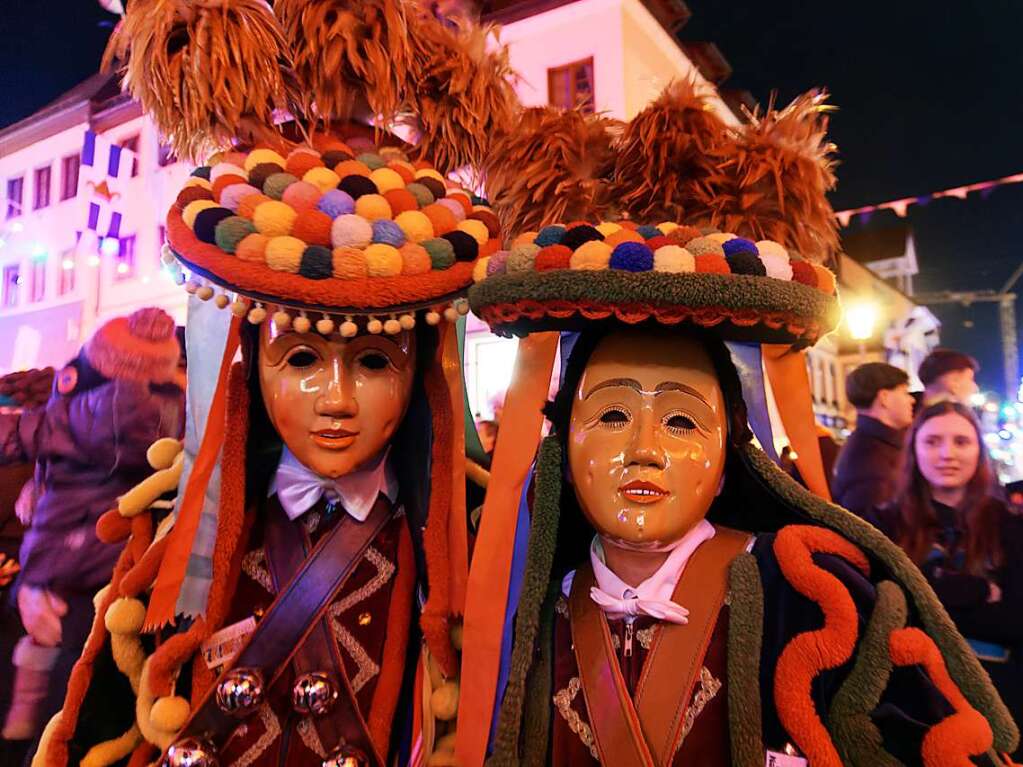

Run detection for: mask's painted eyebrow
[[584, 377, 641, 398], [654, 381, 710, 406]]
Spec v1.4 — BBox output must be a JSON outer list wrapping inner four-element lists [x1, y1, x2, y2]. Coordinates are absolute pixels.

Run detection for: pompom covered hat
[[456, 82, 1019, 765]]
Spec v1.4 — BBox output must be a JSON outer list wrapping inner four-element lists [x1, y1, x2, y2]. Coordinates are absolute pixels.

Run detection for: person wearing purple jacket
[[0, 307, 184, 748]]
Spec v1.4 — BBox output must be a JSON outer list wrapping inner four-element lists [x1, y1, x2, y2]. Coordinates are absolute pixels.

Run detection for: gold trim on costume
[[553, 677, 600, 760]]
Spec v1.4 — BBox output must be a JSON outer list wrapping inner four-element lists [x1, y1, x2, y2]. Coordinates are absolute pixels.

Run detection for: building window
[[115, 235, 136, 280], [59, 249, 76, 295], [157, 143, 176, 168], [29, 259, 46, 303], [61, 154, 81, 200], [33, 165, 52, 210], [548, 57, 595, 113], [2, 264, 20, 308], [119, 135, 140, 177], [6, 177, 23, 219]]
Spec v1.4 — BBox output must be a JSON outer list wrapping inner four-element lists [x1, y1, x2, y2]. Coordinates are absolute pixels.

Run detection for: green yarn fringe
[[742, 445, 1020, 753], [487, 436, 563, 766], [829, 580, 907, 766], [727, 552, 766, 767], [521, 583, 559, 767]]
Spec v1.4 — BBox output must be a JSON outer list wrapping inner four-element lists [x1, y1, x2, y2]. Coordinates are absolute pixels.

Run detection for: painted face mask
[[258, 323, 416, 479], [568, 330, 727, 548]]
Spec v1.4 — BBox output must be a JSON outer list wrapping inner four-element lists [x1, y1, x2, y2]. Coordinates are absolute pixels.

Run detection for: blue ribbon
[[725, 341, 778, 463]]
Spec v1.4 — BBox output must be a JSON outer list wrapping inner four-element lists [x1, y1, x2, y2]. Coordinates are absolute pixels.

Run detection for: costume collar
[[270, 446, 397, 522]]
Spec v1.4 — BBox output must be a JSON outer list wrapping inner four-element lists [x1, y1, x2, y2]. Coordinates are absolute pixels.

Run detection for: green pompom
[[406, 182, 435, 208], [355, 152, 386, 170], [262, 172, 299, 200], [215, 216, 257, 254], [422, 238, 455, 270]]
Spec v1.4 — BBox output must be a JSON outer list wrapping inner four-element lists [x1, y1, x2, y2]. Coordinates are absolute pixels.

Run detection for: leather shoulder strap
[[174, 497, 394, 761], [569, 566, 656, 767], [634, 526, 751, 765]]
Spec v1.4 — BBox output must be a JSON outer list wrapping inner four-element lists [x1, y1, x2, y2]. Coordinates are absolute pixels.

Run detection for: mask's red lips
[[619, 479, 669, 504], [311, 429, 358, 449]]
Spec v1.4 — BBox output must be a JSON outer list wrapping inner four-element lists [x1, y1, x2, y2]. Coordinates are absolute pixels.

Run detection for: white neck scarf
[[270, 447, 397, 522]]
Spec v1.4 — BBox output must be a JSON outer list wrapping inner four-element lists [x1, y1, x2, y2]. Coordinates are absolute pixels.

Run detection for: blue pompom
[[535, 225, 567, 247], [722, 237, 758, 257], [317, 190, 355, 218], [372, 219, 407, 248], [636, 225, 662, 240], [610, 242, 654, 272], [190, 166, 212, 180]]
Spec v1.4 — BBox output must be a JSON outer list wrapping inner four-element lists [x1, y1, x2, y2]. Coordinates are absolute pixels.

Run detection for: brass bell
[[215, 667, 265, 717], [163, 737, 219, 767], [292, 671, 340, 716], [321, 745, 369, 767]]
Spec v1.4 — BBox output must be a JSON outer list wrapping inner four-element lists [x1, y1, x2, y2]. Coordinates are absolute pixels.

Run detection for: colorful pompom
[[369, 167, 405, 194], [610, 242, 654, 271], [372, 219, 407, 248], [182, 199, 219, 229], [415, 168, 446, 184], [331, 214, 373, 249], [291, 210, 334, 247], [686, 236, 726, 257], [317, 189, 356, 219], [473, 257, 491, 283], [406, 182, 435, 207], [394, 211, 435, 243], [722, 238, 758, 257], [252, 200, 297, 237], [237, 193, 272, 219], [285, 152, 324, 178], [569, 240, 612, 270], [355, 194, 393, 222], [332, 247, 369, 279], [595, 222, 622, 237], [486, 250, 510, 276], [244, 148, 287, 172], [706, 232, 736, 245], [456, 219, 489, 246], [436, 197, 467, 223], [384, 189, 419, 215], [605, 229, 645, 247], [445, 191, 473, 216], [636, 225, 662, 240], [561, 225, 604, 250], [219, 184, 260, 213], [726, 251, 767, 276], [299, 246, 333, 280], [210, 162, 247, 183], [236, 233, 269, 263], [248, 162, 285, 191], [657, 222, 680, 234], [535, 225, 566, 247], [184, 177, 212, 191], [339, 175, 379, 200], [644, 236, 674, 252], [813, 264, 837, 294], [193, 207, 234, 244], [387, 161, 416, 184], [214, 217, 257, 254], [280, 181, 321, 213], [695, 253, 730, 274], [423, 238, 455, 270], [263, 172, 298, 200], [364, 243, 403, 277], [399, 243, 432, 275], [535, 244, 573, 271], [212, 174, 248, 201], [334, 160, 372, 178], [469, 209, 501, 239], [790, 260, 819, 287], [303, 167, 342, 194], [667, 225, 702, 245], [422, 204, 458, 236], [507, 243, 540, 273], [356, 152, 386, 170], [443, 231, 479, 262], [653, 245, 695, 273], [265, 236, 306, 272], [175, 186, 214, 211]]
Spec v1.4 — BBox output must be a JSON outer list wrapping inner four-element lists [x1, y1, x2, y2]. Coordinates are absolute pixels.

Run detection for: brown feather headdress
[[483, 106, 618, 235], [702, 90, 840, 262]]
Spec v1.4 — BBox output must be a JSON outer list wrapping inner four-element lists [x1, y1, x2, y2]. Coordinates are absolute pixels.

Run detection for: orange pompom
[[535, 245, 572, 271], [605, 229, 644, 247], [387, 162, 415, 184], [422, 203, 458, 236], [384, 189, 420, 215], [334, 160, 372, 178], [238, 193, 271, 219], [812, 264, 837, 295], [445, 192, 473, 216], [399, 243, 432, 275], [695, 254, 731, 274], [332, 246, 369, 279], [285, 152, 324, 178], [291, 209, 333, 247], [236, 233, 269, 263]]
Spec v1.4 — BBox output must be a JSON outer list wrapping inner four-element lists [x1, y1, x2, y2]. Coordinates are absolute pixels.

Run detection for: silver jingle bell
[[321, 745, 369, 767], [215, 666, 265, 717], [292, 671, 340, 716], [163, 737, 219, 767]]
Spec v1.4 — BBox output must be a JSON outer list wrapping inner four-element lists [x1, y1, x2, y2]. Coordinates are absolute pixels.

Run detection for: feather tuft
[[484, 106, 618, 237], [703, 90, 840, 262], [609, 78, 726, 224], [406, 18, 519, 176], [104, 0, 293, 162]]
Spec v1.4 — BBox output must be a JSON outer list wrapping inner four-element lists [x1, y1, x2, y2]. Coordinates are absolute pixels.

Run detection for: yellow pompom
[[415, 168, 446, 184], [146, 438, 182, 470], [302, 166, 341, 194], [369, 167, 405, 194], [656, 222, 680, 234], [364, 243, 403, 277], [252, 200, 297, 237], [813, 264, 838, 294], [293, 315, 312, 333], [756, 240, 789, 259], [706, 232, 736, 244], [431, 682, 460, 721], [183, 177, 213, 191], [653, 245, 695, 273], [182, 200, 218, 229], [355, 194, 393, 222], [569, 240, 612, 270], [149, 696, 191, 733], [105, 597, 147, 635], [472, 257, 490, 283], [456, 219, 489, 246], [512, 231, 538, 248], [265, 236, 306, 272], [244, 148, 287, 172], [394, 211, 434, 243], [595, 222, 622, 237]]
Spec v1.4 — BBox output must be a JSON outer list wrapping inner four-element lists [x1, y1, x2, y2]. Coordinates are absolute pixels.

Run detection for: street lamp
[[845, 301, 878, 361]]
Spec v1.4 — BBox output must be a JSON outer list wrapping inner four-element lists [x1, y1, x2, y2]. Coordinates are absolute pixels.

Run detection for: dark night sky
[[1, 0, 1022, 392]]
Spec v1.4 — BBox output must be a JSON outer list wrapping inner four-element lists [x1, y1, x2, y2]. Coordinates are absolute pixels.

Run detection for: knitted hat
[[83, 308, 180, 384]]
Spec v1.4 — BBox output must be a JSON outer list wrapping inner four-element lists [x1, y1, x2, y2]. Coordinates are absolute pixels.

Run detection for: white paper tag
[[766, 751, 808, 767], [200, 616, 257, 670]]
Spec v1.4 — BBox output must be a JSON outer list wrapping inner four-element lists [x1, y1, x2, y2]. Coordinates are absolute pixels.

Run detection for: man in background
[[919, 348, 980, 406], [833, 362, 915, 520]]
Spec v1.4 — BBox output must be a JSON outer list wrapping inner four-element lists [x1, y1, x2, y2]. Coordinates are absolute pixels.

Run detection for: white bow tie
[[271, 448, 395, 522], [588, 589, 690, 624]]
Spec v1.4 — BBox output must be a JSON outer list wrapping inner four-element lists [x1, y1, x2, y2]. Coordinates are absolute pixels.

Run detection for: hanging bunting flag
[[78, 129, 137, 243]]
